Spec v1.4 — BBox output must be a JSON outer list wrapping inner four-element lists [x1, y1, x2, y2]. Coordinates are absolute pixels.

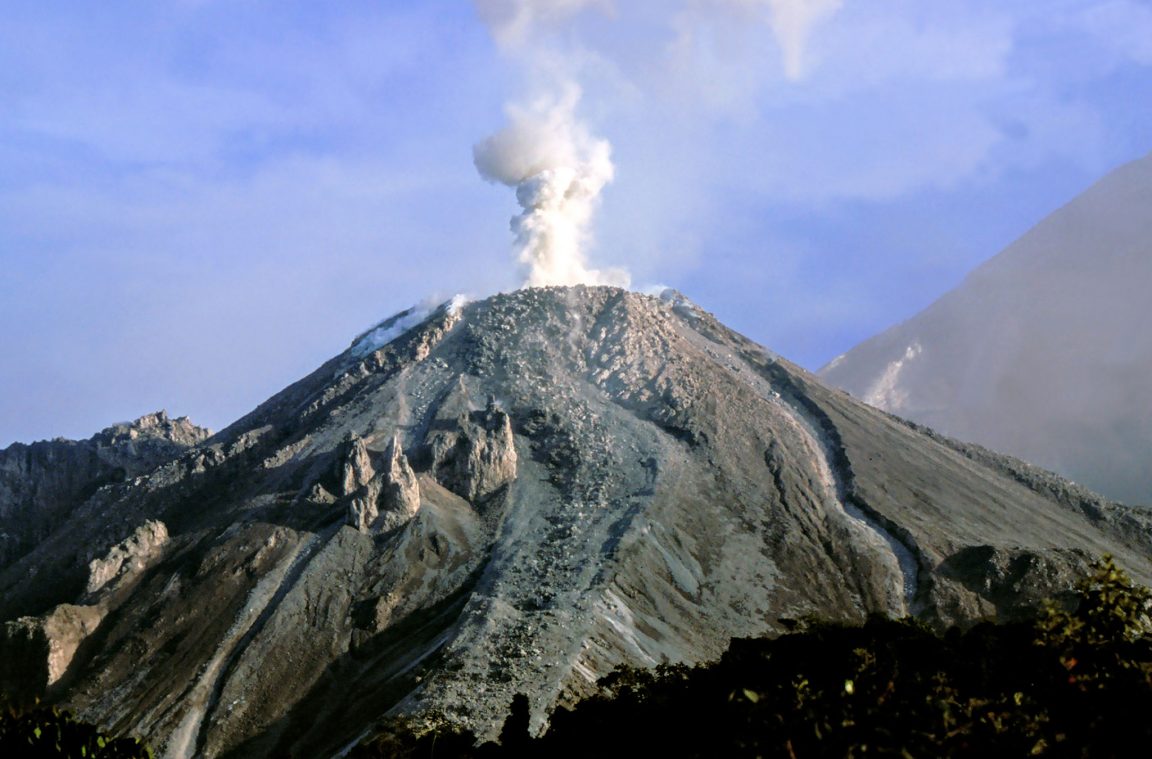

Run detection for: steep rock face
[[0, 604, 104, 702], [430, 395, 518, 503], [86, 519, 169, 595], [0, 518, 172, 702], [821, 151, 1152, 504], [338, 434, 376, 497], [378, 434, 422, 529], [0, 412, 209, 569], [342, 434, 422, 532], [0, 288, 1150, 758]]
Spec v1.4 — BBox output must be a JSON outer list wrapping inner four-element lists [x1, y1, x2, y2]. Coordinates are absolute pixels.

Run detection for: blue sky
[[2, 0, 1151, 444]]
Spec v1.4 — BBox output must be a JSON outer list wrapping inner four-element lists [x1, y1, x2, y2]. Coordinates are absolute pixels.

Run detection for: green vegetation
[[0, 701, 152, 758], [354, 556, 1152, 757]]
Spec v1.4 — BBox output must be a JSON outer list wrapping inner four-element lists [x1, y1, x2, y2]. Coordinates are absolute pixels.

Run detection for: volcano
[[821, 152, 1152, 504], [3, 286, 1151, 757]]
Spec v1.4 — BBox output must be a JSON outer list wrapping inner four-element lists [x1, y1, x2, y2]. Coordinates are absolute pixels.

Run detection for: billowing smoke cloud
[[472, 0, 845, 288], [474, 86, 629, 288], [473, 0, 627, 288]]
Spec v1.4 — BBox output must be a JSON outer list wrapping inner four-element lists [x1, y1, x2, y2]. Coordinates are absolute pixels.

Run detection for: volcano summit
[[3, 286, 1151, 757]]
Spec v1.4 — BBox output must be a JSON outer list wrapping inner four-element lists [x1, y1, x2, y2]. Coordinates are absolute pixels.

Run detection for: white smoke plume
[[474, 86, 629, 288], [476, 0, 845, 76], [474, 0, 611, 47], [471, 0, 844, 288], [764, 0, 843, 79], [692, 0, 844, 80]]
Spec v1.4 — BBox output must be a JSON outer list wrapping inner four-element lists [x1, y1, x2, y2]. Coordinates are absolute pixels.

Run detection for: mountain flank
[[1, 286, 1150, 757], [822, 152, 1152, 504]]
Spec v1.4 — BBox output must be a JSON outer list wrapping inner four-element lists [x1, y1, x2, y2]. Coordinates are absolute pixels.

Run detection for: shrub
[[0, 701, 152, 758], [359, 556, 1152, 757]]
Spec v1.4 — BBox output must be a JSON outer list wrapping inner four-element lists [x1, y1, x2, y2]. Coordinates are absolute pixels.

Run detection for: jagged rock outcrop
[[378, 434, 422, 530], [341, 434, 421, 532], [0, 412, 209, 569], [1, 287, 1150, 758], [341, 434, 379, 530], [0, 518, 171, 702], [338, 434, 375, 498], [86, 519, 169, 595], [430, 396, 518, 502]]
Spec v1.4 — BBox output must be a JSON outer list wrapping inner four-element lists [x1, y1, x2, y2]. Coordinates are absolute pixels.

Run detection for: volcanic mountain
[[3, 286, 1152, 757], [821, 152, 1152, 504]]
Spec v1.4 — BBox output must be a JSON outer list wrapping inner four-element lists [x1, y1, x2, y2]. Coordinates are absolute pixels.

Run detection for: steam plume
[[474, 0, 610, 47], [471, 0, 844, 287], [764, 0, 843, 80], [474, 86, 629, 288], [697, 0, 843, 80]]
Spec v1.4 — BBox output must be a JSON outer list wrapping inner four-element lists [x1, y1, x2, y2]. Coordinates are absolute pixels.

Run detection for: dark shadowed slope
[[2, 286, 1151, 758], [821, 152, 1152, 505]]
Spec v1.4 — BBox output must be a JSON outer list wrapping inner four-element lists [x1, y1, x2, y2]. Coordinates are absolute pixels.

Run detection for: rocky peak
[[337, 434, 375, 498], [0, 412, 207, 570], [428, 395, 518, 503], [377, 434, 421, 529], [96, 410, 211, 448], [342, 433, 422, 533]]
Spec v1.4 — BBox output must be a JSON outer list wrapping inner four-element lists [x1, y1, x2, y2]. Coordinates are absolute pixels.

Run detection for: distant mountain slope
[[821, 152, 1152, 505], [3, 287, 1151, 757]]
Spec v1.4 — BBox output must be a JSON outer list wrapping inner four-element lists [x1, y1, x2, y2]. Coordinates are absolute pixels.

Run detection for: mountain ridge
[[0, 411, 210, 570]]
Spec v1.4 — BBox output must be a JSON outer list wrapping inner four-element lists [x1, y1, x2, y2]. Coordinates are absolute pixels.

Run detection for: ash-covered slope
[[821, 152, 1152, 504], [2, 287, 1151, 758]]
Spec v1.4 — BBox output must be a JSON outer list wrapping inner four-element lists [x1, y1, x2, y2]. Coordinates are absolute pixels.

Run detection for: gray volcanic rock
[[430, 394, 518, 502], [342, 433, 422, 532], [0, 411, 209, 569], [821, 152, 1152, 504], [1, 286, 1151, 758], [377, 434, 422, 529], [85, 518, 170, 595]]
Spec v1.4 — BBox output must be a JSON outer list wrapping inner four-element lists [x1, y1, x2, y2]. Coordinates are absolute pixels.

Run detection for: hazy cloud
[[474, 0, 613, 47]]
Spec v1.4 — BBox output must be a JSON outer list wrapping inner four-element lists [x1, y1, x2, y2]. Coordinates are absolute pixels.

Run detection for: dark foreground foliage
[[0, 701, 152, 758], [354, 556, 1152, 758]]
